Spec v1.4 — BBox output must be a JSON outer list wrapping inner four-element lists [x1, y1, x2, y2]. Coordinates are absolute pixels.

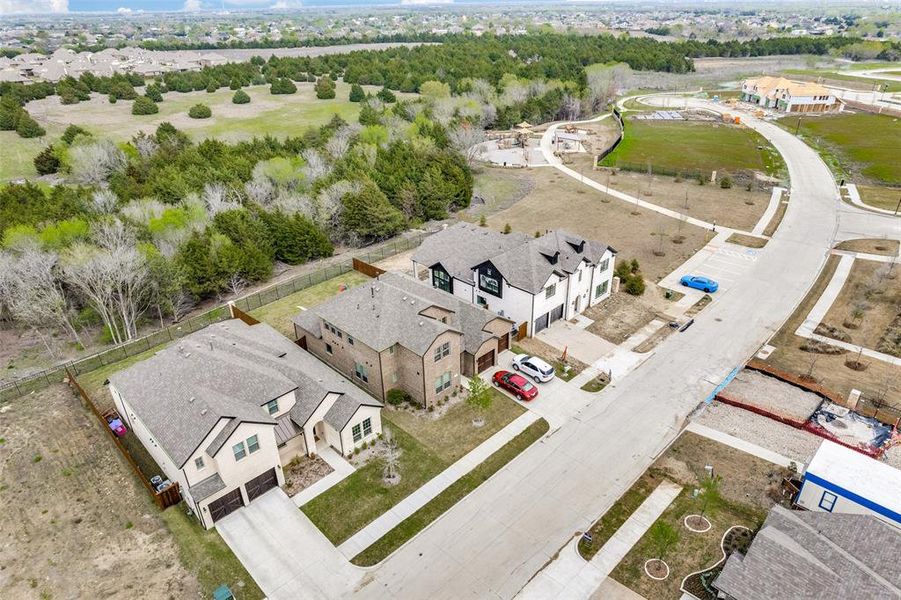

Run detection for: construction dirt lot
[[483, 167, 712, 282], [571, 156, 774, 232], [0, 384, 199, 600], [764, 256, 901, 420]]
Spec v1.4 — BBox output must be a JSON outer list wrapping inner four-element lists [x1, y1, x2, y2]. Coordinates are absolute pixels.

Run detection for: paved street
[[354, 100, 844, 599]]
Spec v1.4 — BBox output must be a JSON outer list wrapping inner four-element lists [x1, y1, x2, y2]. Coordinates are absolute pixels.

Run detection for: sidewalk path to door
[[515, 480, 682, 600], [337, 411, 541, 559]]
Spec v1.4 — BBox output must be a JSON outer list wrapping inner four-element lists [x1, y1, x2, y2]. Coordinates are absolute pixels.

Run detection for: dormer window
[[266, 399, 279, 415], [195, 457, 205, 470]]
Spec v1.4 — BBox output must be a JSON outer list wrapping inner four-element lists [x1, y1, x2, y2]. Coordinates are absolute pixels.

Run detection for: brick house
[[293, 272, 514, 408]]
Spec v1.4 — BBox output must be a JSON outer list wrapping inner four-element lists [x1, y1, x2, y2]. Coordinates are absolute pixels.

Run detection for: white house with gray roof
[[108, 319, 382, 528], [412, 223, 616, 337]]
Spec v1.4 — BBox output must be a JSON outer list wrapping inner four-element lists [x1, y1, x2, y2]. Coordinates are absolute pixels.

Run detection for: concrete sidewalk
[[516, 480, 682, 599], [751, 186, 786, 236], [337, 411, 542, 559], [685, 422, 803, 470], [845, 183, 900, 217]]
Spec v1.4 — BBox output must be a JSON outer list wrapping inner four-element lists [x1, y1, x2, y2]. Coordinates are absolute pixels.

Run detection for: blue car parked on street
[[680, 275, 719, 293]]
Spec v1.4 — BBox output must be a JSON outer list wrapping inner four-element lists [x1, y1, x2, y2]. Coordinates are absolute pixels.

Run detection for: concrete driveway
[[216, 488, 360, 599]]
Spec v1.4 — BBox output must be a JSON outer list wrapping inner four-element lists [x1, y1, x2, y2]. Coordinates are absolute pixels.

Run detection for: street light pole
[[894, 195, 901, 216]]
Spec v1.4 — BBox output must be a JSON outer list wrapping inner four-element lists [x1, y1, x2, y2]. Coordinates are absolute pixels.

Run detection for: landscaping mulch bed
[[282, 454, 334, 497]]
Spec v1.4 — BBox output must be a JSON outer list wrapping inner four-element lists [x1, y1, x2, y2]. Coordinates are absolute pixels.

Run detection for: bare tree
[[69, 139, 127, 185], [202, 182, 240, 216], [382, 426, 400, 482], [0, 249, 83, 352], [560, 94, 582, 121], [325, 124, 359, 160], [91, 188, 119, 214], [245, 175, 276, 206], [301, 148, 331, 183], [133, 133, 159, 160], [448, 123, 487, 165], [227, 273, 247, 298], [316, 180, 361, 230]]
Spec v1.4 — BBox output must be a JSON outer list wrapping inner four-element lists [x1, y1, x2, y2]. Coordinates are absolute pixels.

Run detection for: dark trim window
[[266, 399, 279, 415], [819, 490, 837, 512], [362, 418, 372, 437], [355, 362, 369, 383], [348, 336, 354, 345], [545, 283, 556, 299], [435, 371, 452, 393], [595, 281, 609, 298], [599, 258, 610, 272], [477, 295, 487, 307], [434, 342, 450, 362], [352, 423, 362, 443], [194, 457, 205, 470], [433, 268, 452, 293], [326, 343, 333, 355]]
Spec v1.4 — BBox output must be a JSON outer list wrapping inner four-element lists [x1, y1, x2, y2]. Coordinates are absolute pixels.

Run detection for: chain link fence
[[0, 233, 430, 403]]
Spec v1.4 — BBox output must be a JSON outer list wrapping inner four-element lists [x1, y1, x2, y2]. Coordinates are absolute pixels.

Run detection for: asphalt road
[[355, 101, 841, 599]]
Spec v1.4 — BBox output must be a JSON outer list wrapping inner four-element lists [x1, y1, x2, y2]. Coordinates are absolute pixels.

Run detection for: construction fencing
[[0, 232, 430, 403]]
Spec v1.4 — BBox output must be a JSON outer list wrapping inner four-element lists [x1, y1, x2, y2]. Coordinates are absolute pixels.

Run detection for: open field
[[483, 167, 711, 282], [781, 112, 901, 186], [601, 117, 785, 177], [821, 259, 901, 354], [0, 384, 262, 600], [576, 157, 772, 231], [781, 69, 901, 93], [301, 391, 524, 545], [857, 185, 901, 212], [764, 255, 901, 415], [351, 417, 548, 566]]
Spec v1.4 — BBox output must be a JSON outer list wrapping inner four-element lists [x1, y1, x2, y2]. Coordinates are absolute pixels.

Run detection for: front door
[[209, 487, 244, 523], [245, 468, 278, 502], [574, 296, 581, 313]]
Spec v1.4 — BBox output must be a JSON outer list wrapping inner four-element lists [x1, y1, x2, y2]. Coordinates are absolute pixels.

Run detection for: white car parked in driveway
[[512, 354, 556, 383]]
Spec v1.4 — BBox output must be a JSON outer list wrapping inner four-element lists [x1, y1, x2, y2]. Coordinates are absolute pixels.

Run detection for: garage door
[[549, 304, 564, 324], [534, 313, 549, 334], [477, 350, 495, 373], [497, 333, 509, 353], [209, 487, 244, 523], [246, 468, 278, 502]]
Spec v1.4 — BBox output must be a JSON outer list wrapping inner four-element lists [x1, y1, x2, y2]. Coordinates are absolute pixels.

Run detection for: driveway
[[216, 489, 360, 599]]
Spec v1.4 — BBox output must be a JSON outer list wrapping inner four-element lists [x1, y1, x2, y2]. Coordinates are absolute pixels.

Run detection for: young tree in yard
[[315, 76, 336, 100], [648, 521, 680, 561], [696, 475, 724, 522], [383, 426, 400, 482], [466, 375, 492, 427]]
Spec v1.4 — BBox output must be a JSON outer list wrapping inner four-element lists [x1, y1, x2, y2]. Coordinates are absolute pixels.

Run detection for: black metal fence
[[0, 233, 429, 402]]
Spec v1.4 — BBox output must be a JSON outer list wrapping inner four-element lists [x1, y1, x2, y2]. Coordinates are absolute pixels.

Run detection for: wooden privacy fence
[[65, 368, 182, 509], [352, 257, 387, 278], [0, 231, 431, 403]]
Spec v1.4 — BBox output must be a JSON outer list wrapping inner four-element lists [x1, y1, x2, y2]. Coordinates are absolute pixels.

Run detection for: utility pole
[[895, 195, 901, 216], [795, 117, 801, 136]]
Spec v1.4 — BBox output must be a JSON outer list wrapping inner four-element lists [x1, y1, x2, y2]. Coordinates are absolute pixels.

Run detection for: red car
[[492, 370, 539, 401]]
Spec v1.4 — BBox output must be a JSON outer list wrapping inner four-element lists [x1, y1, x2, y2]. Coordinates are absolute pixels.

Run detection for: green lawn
[[161, 507, 265, 600], [783, 112, 901, 185], [782, 69, 901, 92], [351, 417, 548, 565], [249, 270, 371, 337], [603, 118, 785, 177], [857, 185, 901, 212], [301, 393, 526, 545]]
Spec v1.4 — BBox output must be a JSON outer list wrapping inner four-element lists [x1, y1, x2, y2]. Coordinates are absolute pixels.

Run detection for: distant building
[[713, 505, 901, 599], [741, 76, 842, 113], [796, 440, 901, 528]]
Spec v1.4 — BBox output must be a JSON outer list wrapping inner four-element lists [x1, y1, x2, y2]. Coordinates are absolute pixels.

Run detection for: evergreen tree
[[34, 145, 60, 175], [132, 96, 159, 115], [349, 83, 365, 102], [188, 103, 212, 119], [15, 113, 45, 138], [232, 89, 251, 104], [315, 76, 336, 100], [341, 179, 405, 241]]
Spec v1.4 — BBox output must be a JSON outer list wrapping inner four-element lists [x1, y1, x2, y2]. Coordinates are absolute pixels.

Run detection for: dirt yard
[[584, 292, 660, 344], [0, 385, 199, 600], [835, 238, 900, 257], [484, 167, 711, 282], [765, 256, 901, 418], [573, 159, 772, 232]]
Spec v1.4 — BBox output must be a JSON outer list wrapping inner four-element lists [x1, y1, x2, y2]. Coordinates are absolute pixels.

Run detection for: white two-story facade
[[109, 319, 382, 528], [412, 224, 616, 337]]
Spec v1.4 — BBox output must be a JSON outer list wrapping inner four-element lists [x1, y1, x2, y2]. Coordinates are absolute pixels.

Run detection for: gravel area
[[693, 401, 823, 466], [883, 445, 901, 470], [722, 369, 823, 422]]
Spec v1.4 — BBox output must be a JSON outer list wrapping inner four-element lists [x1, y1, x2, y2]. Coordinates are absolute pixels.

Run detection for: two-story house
[[293, 271, 514, 409], [411, 223, 616, 337], [108, 319, 382, 528], [741, 76, 841, 113]]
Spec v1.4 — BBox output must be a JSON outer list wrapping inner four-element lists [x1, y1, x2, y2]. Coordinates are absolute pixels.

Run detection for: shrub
[[206, 81, 218, 93], [232, 89, 250, 104], [315, 76, 336, 100], [387, 389, 412, 406], [479, 214, 487, 227], [132, 96, 159, 115], [624, 276, 646, 296], [503, 223, 512, 234], [376, 87, 396, 103], [34, 145, 60, 175], [145, 85, 164, 102], [697, 173, 706, 185], [188, 103, 212, 119], [61, 124, 90, 145], [349, 83, 365, 102], [108, 93, 117, 104], [16, 114, 45, 138], [720, 175, 733, 189], [270, 77, 297, 95]]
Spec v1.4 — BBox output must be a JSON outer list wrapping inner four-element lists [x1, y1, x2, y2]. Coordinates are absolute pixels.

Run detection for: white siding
[[339, 405, 383, 456], [589, 251, 615, 308]]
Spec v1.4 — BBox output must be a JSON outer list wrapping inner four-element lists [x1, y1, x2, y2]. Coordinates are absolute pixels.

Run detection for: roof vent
[[189, 396, 195, 403], [419, 321, 424, 327], [200, 409, 207, 416], [183, 352, 191, 358], [402, 296, 407, 301]]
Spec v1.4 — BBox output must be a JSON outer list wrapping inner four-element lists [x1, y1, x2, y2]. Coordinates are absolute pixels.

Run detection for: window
[[819, 490, 837, 512], [479, 271, 500, 296], [545, 283, 556, 299], [477, 295, 487, 307], [388, 345, 395, 355], [348, 336, 354, 346], [232, 442, 246, 461], [434, 342, 450, 362], [336, 330, 343, 339], [578, 270, 583, 282], [433, 268, 451, 292], [362, 418, 372, 437], [247, 434, 260, 454], [326, 343, 333, 355], [595, 280, 609, 298], [435, 371, 452, 393], [352, 423, 362, 443], [195, 457, 205, 470], [266, 399, 279, 415], [355, 362, 369, 383], [599, 258, 610, 272]]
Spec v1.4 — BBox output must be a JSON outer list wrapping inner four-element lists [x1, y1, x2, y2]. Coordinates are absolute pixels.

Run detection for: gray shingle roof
[[109, 320, 381, 468], [713, 505, 901, 600], [412, 223, 613, 294], [188, 473, 226, 503]]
